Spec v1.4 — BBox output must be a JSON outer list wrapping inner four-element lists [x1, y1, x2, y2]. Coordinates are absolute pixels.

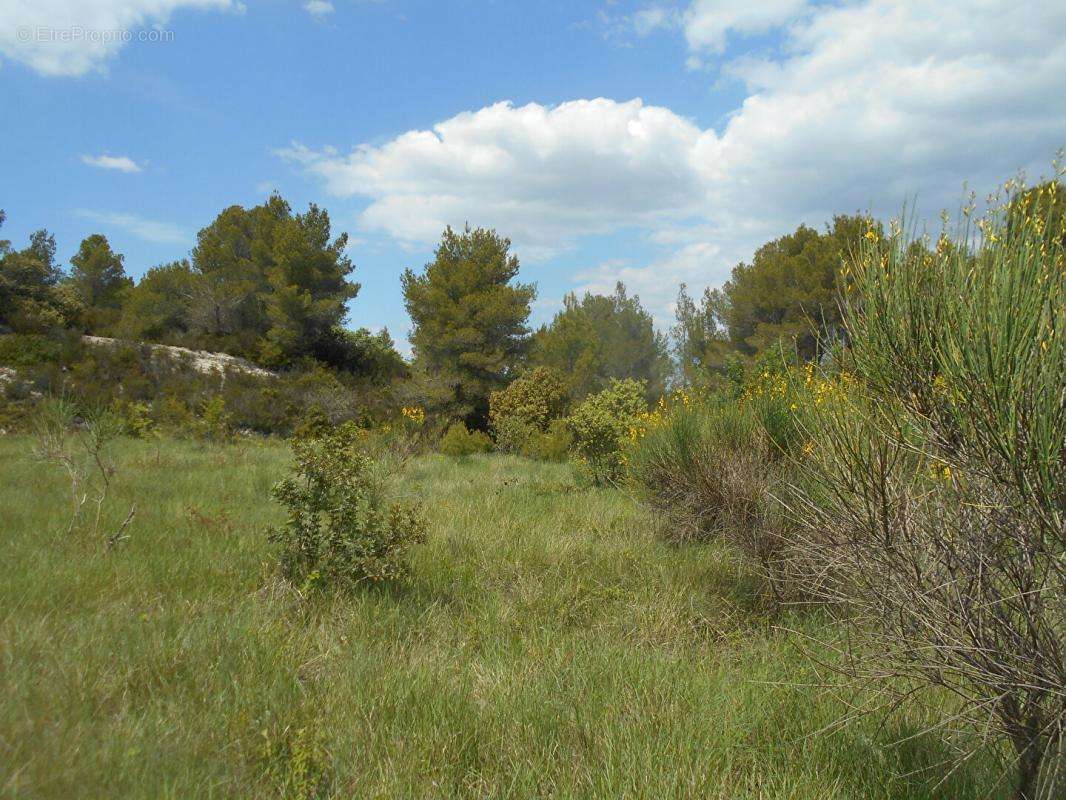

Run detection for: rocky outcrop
[[82, 336, 276, 379]]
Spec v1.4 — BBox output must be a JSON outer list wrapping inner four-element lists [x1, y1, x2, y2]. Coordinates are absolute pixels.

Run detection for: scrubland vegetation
[[1, 171, 1062, 798], [0, 438, 1014, 799]]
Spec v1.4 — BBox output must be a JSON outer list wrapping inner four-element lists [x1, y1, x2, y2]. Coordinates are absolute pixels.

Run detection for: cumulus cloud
[[76, 209, 188, 244], [80, 153, 143, 172], [280, 0, 1066, 321], [276, 97, 712, 259], [682, 0, 808, 56], [0, 0, 241, 77], [303, 0, 334, 20]]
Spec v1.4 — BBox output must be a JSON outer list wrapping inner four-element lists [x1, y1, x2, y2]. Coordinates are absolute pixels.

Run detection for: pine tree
[[402, 225, 535, 428]]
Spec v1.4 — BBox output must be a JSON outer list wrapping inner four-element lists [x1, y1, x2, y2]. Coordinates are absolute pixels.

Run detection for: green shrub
[[195, 395, 232, 442], [258, 721, 332, 800], [0, 333, 66, 368], [489, 367, 568, 453], [490, 415, 537, 456], [269, 425, 426, 591], [113, 399, 154, 438], [291, 404, 332, 442], [31, 398, 129, 543], [0, 331, 405, 439], [438, 422, 493, 457], [626, 400, 782, 553], [492, 415, 575, 462], [157, 395, 193, 429], [530, 418, 573, 462], [567, 378, 646, 481], [0, 399, 30, 433], [740, 369, 806, 458]]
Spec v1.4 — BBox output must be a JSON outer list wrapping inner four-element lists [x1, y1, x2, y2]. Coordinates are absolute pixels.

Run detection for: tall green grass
[[1, 436, 1007, 798]]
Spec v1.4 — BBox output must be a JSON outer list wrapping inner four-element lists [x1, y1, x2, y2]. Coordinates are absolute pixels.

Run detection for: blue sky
[[2, 1, 1064, 352]]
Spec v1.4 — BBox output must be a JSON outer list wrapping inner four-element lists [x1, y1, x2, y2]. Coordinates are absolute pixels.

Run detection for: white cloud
[[76, 209, 188, 244], [632, 6, 679, 37], [0, 0, 241, 77], [683, 0, 808, 56], [80, 153, 143, 172], [303, 0, 333, 20], [277, 97, 711, 260], [281, 0, 1066, 319], [574, 242, 724, 326]]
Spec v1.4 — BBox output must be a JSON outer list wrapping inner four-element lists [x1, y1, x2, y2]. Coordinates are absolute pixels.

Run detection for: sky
[[1, 0, 1064, 353]]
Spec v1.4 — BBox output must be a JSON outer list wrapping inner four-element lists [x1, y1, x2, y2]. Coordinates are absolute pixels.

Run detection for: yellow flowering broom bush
[[785, 175, 1065, 799]]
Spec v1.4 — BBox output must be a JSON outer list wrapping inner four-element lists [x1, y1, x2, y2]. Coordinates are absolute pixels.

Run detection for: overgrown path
[[0, 437, 1005, 798]]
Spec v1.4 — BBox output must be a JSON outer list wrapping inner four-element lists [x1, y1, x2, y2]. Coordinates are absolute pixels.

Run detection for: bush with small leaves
[[567, 378, 646, 481], [258, 720, 332, 800], [530, 417, 573, 462], [291, 404, 331, 442], [156, 395, 193, 430], [490, 415, 537, 456], [195, 395, 232, 442], [438, 421, 493, 457], [489, 366, 568, 454], [113, 399, 154, 438], [269, 425, 426, 591]]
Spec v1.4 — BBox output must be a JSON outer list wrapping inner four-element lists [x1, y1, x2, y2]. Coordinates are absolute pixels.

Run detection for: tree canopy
[[532, 282, 670, 402], [722, 215, 876, 360], [671, 283, 731, 387], [0, 214, 78, 334], [68, 234, 133, 334], [118, 195, 361, 368], [669, 214, 877, 383], [402, 225, 535, 428]]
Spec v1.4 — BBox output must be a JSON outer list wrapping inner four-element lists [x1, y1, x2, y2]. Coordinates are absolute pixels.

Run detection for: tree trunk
[[1015, 734, 1043, 800]]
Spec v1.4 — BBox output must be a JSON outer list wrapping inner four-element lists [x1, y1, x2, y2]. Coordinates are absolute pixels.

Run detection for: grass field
[[0, 435, 1008, 799]]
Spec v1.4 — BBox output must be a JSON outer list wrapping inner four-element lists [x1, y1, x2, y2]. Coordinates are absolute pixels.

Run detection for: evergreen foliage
[[532, 282, 669, 402], [402, 225, 535, 429]]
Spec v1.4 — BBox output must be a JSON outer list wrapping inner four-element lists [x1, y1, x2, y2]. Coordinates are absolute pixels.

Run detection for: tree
[[722, 215, 875, 361], [117, 260, 198, 344], [189, 195, 359, 365], [68, 234, 132, 334], [114, 194, 359, 365], [312, 326, 408, 382], [671, 283, 732, 387], [532, 282, 670, 402], [0, 216, 78, 334], [401, 225, 535, 428], [259, 202, 360, 366]]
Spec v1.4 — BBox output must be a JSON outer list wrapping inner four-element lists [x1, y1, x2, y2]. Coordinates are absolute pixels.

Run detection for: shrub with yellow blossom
[[785, 172, 1065, 798], [566, 378, 646, 482], [489, 367, 568, 456]]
